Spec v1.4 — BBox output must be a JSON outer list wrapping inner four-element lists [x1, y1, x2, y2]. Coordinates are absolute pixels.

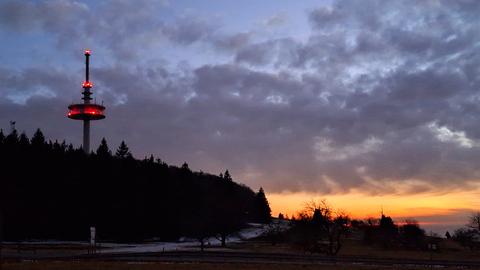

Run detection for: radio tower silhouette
[[67, 50, 106, 153]]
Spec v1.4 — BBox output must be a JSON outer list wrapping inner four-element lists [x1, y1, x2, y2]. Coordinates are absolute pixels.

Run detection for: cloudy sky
[[1, 0, 479, 231]]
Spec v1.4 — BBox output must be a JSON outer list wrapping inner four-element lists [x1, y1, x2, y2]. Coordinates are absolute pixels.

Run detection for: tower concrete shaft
[[83, 119, 90, 154]]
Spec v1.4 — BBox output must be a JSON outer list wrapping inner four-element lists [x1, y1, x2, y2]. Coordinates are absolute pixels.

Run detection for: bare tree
[[453, 228, 479, 251], [264, 219, 288, 246], [468, 212, 480, 231], [452, 212, 480, 251], [290, 200, 350, 255]]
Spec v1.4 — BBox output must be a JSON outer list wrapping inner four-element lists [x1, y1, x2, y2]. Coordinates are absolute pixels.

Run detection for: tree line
[[269, 201, 480, 255], [0, 128, 271, 244], [451, 212, 480, 250]]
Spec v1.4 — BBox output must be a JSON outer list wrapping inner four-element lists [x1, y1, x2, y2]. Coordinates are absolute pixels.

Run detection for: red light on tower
[[67, 50, 105, 153], [82, 81, 93, 88]]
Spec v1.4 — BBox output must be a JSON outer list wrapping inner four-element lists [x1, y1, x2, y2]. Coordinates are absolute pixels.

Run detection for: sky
[[1, 0, 479, 233]]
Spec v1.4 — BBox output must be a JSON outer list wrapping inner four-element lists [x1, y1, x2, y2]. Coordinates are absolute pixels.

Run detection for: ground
[[229, 238, 480, 262], [0, 261, 468, 270], [1, 223, 479, 270]]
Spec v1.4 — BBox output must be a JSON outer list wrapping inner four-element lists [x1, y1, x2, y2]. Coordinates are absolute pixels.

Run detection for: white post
[[90, 226, 96, 254]]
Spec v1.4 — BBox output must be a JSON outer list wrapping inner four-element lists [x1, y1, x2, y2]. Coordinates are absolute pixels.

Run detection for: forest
[[0, 128, 271, 243]]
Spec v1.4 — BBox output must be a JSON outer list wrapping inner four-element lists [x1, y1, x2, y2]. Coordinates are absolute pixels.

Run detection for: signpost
[[90, 226, 96, 254]]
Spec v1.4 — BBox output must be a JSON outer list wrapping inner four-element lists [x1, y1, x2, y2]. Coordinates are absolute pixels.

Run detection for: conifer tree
[[251, 187, 271, 223], [378, 214, 398, 248], [223, 170, 232, 181], [52, 140, 62, 152], [31, 129, 45, 146], [115, 141, 131, 158], [18, 132, 30, 148], [96, 137, 112, 157], [67, 143, 74, 153], [5, 129, 18, 145]]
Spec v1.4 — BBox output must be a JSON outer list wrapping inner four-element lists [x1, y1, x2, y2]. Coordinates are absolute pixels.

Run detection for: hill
[[0, 129, 271, 242]]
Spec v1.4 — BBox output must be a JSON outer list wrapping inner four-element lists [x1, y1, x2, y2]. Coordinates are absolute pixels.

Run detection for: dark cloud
[[235, 41, 276, 66], [162, 16, 218, 45], [214, 32, 252, 51], [0, 0, 215, 60], [1, 0, 480, 195], [0, 1, 37, 31]]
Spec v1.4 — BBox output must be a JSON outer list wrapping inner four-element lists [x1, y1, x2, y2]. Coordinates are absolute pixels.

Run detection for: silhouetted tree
[[223, 170, 232, 181], [445, 231, 451, 239], [360, 213, 399, 248], [183, 205, 216, 252], [363, 218, 379, 245], [31, 128, 45, 146], [399, 220, 425, 249], [96, 137, 111, 157], [469, 212, 480, 231], [115, 141, 132, 159], [52, 140, 63, 152], [250, 187, 271, 223], [453, 228, 480, 250], [265, 219, 286, 246], [4, 129, 18, 145], [288, 200, 350, 255], [145, 154, 154, 163], [378, 214, 398, 248], [212, 180, 248, 247], [18, 132, 30, 148]]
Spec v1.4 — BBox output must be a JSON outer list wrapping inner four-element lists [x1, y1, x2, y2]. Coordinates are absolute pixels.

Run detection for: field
[[1, 237, 479, 270], [230, 238, 480, 262]]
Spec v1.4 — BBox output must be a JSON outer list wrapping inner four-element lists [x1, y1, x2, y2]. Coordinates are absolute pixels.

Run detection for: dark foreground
[[3, 250, 480, 270], [1, 261, 468, 270]]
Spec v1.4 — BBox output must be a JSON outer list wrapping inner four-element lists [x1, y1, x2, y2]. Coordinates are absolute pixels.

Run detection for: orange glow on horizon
[[267, 189, 480, 222]]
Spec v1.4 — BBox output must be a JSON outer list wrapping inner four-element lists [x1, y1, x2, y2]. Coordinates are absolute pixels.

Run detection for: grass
[[338, 239, 480, 261], [230, 239, 480, 261]]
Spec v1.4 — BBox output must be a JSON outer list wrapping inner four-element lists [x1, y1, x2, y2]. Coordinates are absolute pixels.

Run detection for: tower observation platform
[[68, 50, 105, 153]]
